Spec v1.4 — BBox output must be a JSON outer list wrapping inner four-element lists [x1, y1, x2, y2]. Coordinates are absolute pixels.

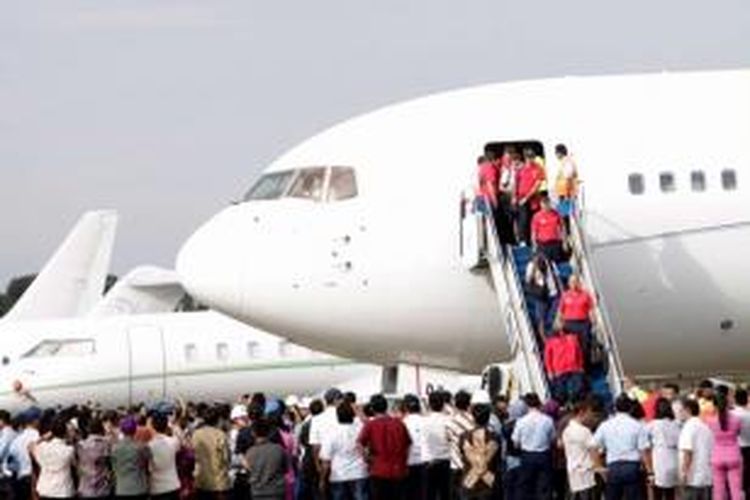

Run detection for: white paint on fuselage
[[177, 69, 750, 376]]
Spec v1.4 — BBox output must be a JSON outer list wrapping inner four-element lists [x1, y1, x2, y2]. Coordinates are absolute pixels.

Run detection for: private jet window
[[328, 167, 358, 201], [185, 343, 197, 363], [288, 167, 327, 201], [628, 173, 645, 195], [244, 170, 295, 201], [691, 171, 706, 192], [23, 339, 95, 358], [659, 172, 676, 193], [216, 343, 229, 361], [246, 341, 259, 359], [721, 169, 737, 191]]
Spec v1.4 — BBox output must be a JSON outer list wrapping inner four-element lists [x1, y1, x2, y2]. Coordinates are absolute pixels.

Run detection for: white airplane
[[176, 69, 750, 379], [3, 210, 117, 322], [0, 267, 476, 411]]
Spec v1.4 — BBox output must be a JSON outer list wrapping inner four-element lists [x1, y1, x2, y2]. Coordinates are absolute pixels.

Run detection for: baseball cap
[[230, 405, 248, 421]]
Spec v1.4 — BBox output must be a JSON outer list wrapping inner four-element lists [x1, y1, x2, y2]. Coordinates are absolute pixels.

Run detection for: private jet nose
[[176, 208, 247, 313]]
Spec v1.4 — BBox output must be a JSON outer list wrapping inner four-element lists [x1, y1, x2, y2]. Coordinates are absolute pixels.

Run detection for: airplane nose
[[176, 212, 243, 312]]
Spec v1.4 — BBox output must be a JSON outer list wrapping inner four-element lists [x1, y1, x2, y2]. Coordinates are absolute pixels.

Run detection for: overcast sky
[[1, 1, 748, 283]]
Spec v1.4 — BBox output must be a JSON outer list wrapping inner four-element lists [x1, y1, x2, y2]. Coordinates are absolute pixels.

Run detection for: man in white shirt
[[561, 401, 597, 500], [401, 394, 427, 500], [148, 412, 181, 498], [309, 388, 343, 491], [33, 417, 75, 499], [8, 407, 41, 500], [731, 388, 750, 500], [679, 398, 713, 500], [422, 391, 452, 500], [319, 402, 369, 500]]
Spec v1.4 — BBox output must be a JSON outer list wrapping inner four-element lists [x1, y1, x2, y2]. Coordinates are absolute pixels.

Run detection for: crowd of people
[[0, 380, 749, 500]]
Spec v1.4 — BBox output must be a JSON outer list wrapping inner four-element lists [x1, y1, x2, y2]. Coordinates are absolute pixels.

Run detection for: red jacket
[[544, 333, 584, 377]]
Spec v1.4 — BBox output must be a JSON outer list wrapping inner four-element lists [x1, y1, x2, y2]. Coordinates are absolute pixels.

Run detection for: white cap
[[230, 404, 248, 421], [472, 389, 491, 405], [300, 397, 312, 409], [285, 395, 300, 407]]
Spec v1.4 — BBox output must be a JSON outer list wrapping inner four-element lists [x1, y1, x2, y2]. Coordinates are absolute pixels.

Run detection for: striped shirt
[[447, 411, 474, 470]]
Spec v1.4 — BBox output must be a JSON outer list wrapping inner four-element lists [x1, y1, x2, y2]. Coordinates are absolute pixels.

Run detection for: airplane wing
[[3, 210, 118, 322]]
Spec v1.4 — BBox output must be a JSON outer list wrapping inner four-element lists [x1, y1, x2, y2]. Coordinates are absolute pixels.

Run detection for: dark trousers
[[12, 476, 32, 500], [682, 486, 712, 500], [370, 477, 403, 500], [503, 467, 522, 500], [330, 479, 369, 500], [197, 492, 230, 500], [516, 202, 535, 246], [652, 486, 675, 500], [152, 492, 181, 500], [495, 198, 517, 246], [563, 320, 593, 368], [537, 240, 565, 263], [570, 486, 598, 500], [742, 447, 750, 500], [426, 460, 451, 500], [451, 469, 463, 500], [406, 464, 427, 500], [519, 451, 552, 500], [605, 461, 642, 500], [551, 372, 584, 405]]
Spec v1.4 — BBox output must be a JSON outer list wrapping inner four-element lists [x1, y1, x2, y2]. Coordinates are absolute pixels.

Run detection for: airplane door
[[127, 325, 166, 404]]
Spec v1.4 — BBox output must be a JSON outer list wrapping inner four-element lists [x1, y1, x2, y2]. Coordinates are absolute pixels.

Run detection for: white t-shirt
[[647, 419, 680, 488], [421, 412, 451, 462], [34, 438, 76, 498], [319, 421, 368, 483], [148, 434, 181, 494], [403, 414, 426, 466], [732, 406, 750, 448], [679, 417, 713, 487], [309, 407, 338, 447], [561, 419, 596, 493]]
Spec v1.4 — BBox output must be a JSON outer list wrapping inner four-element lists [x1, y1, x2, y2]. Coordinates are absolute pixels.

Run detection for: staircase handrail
[[482, 204, 550, 400], [567, 204, 625, 396]]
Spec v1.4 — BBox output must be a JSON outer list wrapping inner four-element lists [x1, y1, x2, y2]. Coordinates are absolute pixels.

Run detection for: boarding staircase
[[479, 198, 624, 405], [482, 211, 550, 401]]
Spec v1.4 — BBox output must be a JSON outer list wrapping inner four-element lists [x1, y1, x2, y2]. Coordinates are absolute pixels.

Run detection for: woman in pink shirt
[[707, 393, 743, 500]]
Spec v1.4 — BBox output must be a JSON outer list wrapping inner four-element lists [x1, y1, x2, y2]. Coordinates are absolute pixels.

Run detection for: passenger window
[[691, 171, 706, 192], [23, 339, 95, 358], [628, 174, 645, 195], [246, 341, 259, 358], [659, 172, 675, 193], [185, 343, 197, 363], [216, 343, 229, 361], [288, 167, 327, 201], [244, 170, 295, 201], [722, 169, 737, 190], [328, 167, 358, 201]]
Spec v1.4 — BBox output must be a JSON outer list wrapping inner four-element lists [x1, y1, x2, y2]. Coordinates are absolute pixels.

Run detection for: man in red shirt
[[358, 394, 411, 500], [544, 330, 585, 404], [531, 196, 565, 262], [558, 274, 596, 368], [514, 149, 547, 246]]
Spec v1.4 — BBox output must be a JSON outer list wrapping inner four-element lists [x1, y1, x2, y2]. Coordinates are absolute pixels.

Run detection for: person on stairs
[[524, 252, 561, 342], [557, 274, 596, 369], [544, 329, 585, 405], [531, 196, 567, 263], [514, 148, 546, 246]]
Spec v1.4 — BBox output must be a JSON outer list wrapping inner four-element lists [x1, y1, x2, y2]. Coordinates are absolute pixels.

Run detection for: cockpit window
[[328, 167, 358, 201], [288, 167, 327, 201], [244, 170, 295, 201], [23, 339, 95, 358]]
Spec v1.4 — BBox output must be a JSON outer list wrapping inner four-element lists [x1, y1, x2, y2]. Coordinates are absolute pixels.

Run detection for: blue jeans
[[519, 451, 552, 500], [330, 478, 369, 500]]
